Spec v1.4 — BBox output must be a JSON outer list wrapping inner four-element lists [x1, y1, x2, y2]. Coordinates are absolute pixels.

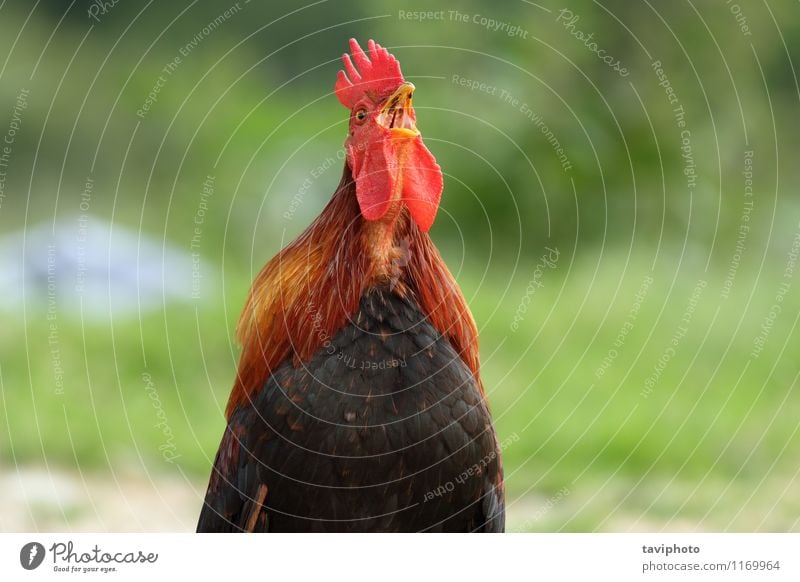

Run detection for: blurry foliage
[[1, 0, 796, 255]]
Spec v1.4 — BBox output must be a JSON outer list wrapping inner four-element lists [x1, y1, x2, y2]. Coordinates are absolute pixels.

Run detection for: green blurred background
[[1, 0, 799, 531]]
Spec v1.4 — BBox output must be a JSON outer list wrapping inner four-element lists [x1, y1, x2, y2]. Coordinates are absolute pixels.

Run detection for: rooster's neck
[[226, 164, 481, 418], [360, 198, 410, 291]]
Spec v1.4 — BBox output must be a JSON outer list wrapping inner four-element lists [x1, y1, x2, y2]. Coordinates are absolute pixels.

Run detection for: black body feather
[[197, 287, 504, 532]]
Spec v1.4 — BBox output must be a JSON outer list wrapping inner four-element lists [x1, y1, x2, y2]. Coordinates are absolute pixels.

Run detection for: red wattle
[[400, 137, 443, 233], [350, 139, 394, 221], [350, 135, 443, 232]]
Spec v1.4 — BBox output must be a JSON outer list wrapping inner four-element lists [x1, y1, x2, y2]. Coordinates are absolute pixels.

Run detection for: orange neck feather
[[226, 165, 481, 417]]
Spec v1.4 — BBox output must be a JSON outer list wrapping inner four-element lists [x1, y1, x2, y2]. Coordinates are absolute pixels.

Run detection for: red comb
[[335, 39, 405, 109]]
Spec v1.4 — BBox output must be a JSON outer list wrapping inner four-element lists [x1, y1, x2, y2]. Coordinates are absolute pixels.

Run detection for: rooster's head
[[335, 39, 443, 232]]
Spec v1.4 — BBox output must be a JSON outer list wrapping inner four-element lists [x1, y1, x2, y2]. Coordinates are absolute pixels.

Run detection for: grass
[[1, 247, 798, 531], [470, 252, 800, 530]]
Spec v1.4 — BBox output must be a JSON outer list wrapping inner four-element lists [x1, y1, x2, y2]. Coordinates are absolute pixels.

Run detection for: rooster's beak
[[378, 82, 419, 138]]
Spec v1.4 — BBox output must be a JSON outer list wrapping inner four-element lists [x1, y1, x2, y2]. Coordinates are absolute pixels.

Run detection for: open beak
[[378, 82, 419, 138]]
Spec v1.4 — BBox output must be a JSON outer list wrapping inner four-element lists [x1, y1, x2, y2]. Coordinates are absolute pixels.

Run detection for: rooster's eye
[[354, 108, 367, 124]]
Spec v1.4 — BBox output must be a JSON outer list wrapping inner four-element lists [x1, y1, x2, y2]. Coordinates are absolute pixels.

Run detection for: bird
[[196, 38, 504, 532]]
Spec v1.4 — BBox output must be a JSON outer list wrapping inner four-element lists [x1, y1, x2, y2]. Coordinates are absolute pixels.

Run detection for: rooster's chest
[[232, 287, 499, 530]]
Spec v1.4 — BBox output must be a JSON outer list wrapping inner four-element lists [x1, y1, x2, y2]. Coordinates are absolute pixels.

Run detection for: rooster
[[197, 39, 504, 532]]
